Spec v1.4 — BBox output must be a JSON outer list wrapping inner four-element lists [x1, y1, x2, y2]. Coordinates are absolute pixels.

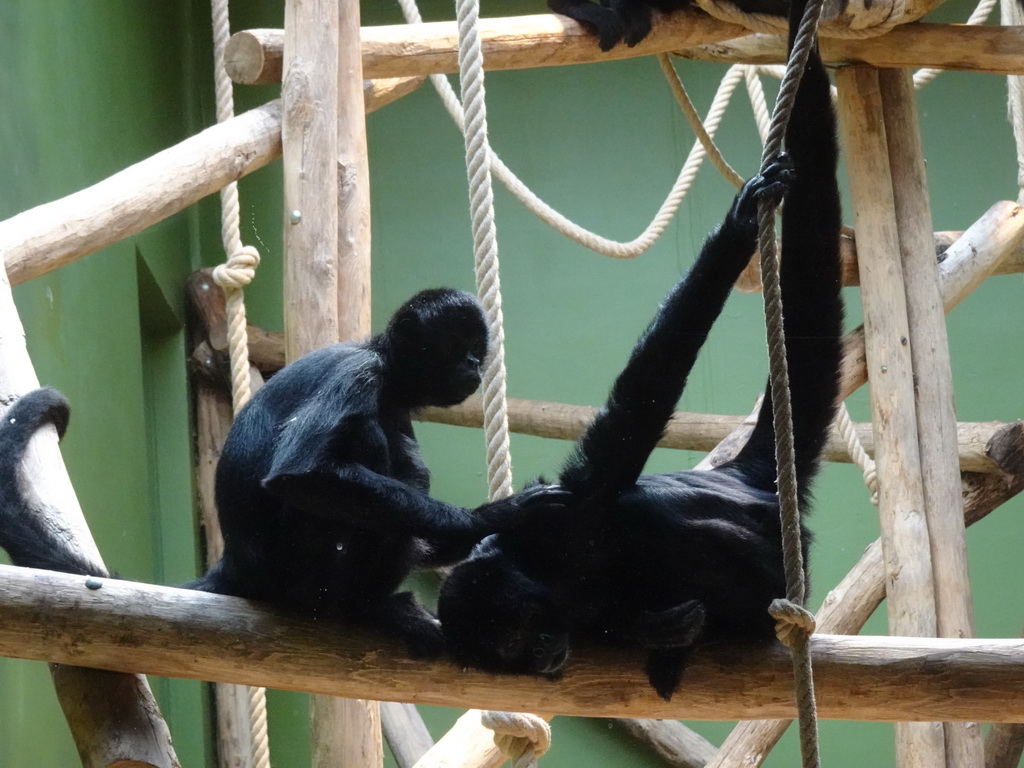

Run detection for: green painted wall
[[0, 2, 212, 766], [1, 0, 1022, 766]]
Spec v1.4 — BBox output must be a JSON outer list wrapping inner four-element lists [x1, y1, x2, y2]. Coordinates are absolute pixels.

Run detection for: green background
[[1, 0, 1021, 766]]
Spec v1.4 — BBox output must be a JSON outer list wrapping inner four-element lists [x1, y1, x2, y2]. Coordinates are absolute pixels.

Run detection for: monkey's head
[[438, 538, 570, 679], [382, 288, 489, 409]]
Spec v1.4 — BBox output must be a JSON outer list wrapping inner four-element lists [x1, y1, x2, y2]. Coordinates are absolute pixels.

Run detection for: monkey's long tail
[[0, 388, 106, 576]]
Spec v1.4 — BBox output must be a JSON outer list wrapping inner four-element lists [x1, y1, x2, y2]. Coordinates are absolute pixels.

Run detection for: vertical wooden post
[[381, 702, 435, 768], [283, 0, 381, 765], [337, 0, 372, 341], [325, 2, 383, 765], [196, 379, 261, 768], [187, 269, 265, 768], [835, 64, 945, 768], [879, 68, 983, 768], [282, 0, 340, 361], [282, 0, 350, 765]]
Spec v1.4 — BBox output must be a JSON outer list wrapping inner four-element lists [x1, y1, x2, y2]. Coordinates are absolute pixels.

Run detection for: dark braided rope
[[755, 0, 828, 766]]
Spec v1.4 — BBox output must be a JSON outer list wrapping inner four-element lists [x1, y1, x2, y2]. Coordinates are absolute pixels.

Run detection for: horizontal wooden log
[[214, 309, 1017, 475], [226, 21, 1024, 83], [0, 564, 1023, 723], [418, 397, 1018, 475], [683, 24, 1024, 75], [227, 12, 749, 84], [1, 102, 282, 286]]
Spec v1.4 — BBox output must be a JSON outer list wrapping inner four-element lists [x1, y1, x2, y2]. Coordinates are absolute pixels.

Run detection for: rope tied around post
[[753, 0, 828, 764], [480, 711, 552, 768]]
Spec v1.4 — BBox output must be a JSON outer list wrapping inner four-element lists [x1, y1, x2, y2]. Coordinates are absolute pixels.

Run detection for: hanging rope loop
[[481, 711, 552, 768]]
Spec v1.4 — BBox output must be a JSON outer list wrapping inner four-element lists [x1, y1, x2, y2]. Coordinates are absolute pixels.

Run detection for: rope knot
[[480, 711, 551, 768], [769, 598, 817, 648], [213, 245, 261, 290]]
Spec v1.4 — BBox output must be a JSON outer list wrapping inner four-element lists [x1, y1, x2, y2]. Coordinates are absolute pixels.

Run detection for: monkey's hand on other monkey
[[472, 482, 575, 532]]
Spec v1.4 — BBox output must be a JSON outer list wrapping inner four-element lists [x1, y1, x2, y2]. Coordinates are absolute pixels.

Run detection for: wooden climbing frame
[[1, 3, 1024, 768]]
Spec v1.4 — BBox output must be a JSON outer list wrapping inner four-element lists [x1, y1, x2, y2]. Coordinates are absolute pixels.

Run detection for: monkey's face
[[388, 291, 489, 408], [427, 322, 487, 407], [438, 551, 569, 678]]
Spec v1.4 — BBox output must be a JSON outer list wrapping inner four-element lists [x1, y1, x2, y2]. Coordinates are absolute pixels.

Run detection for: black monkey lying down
[[438, 43, 843, 699], [0, 289, 558, 658], [548, 0, 790, 52]]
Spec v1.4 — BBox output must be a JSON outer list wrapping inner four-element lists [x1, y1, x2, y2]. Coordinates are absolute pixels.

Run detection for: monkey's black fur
[[438, 15, 842, 699], [0, 288, 557, 658], [549, 0, 789, 51]]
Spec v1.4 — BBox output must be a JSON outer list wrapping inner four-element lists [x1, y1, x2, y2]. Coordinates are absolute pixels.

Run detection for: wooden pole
[[1, 102, 282, 286], [280, 0, 366, 765], [337, 0, 373, 344], [836, 64, 944, 768], [318, 2, 382, 766], [616, 719, 718, 768], [4, 565, 1024, 722], [381, 703, 435, 768], [879, 67, 983, 768], [679, 24, 1024, 75], [418, 395, 1020, 473], [0, 267, 179, 766], [282, 0, 339, 358], [412, 711, 508, 768], [223, 22, 1024, 82], [1, 75, 417, 292]]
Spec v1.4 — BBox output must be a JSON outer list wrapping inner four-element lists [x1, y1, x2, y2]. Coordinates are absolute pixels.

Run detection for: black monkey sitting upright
[[0, 288, 560, 658], [438, 26, 842, 698]]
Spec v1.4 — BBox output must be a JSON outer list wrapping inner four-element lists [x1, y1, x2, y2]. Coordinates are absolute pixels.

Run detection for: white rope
[[1002, 0, 1024, 203], [451, 0, 552, 757], [480, 711, 552, 768], [833, 403, 879, 505], [452, 0, 514, 501], [745, 66, 773, 145], [398, 0, 746, 259], [210, 1, 270, 766], [658, 55, 744, 189]]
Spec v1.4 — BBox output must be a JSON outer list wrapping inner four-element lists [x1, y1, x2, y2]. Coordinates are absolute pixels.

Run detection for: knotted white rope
[[210, 1, 269, 766], [210, 0, 261, 417], [480, 711, 552, 768]]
